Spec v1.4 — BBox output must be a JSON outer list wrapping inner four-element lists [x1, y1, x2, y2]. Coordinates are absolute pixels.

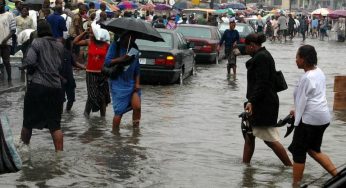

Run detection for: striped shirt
[[23, 37, 64, 88], [0, 12, 16, 46]]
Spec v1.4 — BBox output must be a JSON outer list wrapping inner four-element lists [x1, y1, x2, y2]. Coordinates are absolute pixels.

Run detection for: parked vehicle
[[136, 29, 195, 85], [175, 24, 224, 64], [218, 22, 255, 55]]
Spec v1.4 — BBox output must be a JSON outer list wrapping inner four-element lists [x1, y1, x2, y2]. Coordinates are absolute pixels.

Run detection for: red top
[[86, 40, 109, 72]]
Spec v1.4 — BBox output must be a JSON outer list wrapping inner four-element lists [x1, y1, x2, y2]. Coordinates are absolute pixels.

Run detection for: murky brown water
[[0, 37, 346, 187]]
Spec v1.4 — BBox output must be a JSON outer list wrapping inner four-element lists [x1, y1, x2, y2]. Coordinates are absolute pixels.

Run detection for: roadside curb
[[0, 84, 25, 95]]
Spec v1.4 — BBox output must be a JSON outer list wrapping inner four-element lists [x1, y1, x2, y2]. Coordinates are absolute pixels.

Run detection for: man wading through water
[[218, 18, 239, 78]]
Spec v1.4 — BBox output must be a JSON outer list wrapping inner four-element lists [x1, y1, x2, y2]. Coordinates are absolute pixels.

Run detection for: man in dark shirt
[[47, 5, 67, 41], [218, 18, 240, 77]]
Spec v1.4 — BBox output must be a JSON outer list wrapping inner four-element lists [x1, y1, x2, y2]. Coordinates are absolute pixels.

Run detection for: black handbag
[[101, 64, 124, 79], [274, 70, 288, 92]]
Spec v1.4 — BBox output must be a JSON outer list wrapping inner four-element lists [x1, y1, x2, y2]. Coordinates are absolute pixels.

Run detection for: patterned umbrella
[[221, 2, 246, 10], [117, 1, 138, 10], [172, 1, 191, 10], [311, 8, 333, 16], [328, 9, 346, 18], [140, 3, 155, 12], [93, 2, 119, 12], [154, 3, 171, 11]]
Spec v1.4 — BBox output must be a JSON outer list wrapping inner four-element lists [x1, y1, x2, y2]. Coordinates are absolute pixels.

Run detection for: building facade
[[263, 0, 346, 10]]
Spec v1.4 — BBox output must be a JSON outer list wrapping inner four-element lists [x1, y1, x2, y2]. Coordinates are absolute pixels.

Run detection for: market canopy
[[311, 8, 333, 16], [328, 9, 346, 19], [214, 8, 235, 15]]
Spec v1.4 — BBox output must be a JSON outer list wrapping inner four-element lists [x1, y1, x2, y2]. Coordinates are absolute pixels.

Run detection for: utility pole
[[289, 0, 292, 13]]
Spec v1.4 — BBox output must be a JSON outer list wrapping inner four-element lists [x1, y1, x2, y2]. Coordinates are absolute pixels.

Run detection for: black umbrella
[[100, 18, 164, 42]]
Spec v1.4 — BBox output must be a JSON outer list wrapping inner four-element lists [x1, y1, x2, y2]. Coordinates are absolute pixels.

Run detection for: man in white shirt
[[288, 45, 337, 186], [95, 2, 106, 22]]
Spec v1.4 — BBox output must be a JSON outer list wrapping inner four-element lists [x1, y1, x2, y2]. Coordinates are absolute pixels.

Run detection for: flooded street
[[1, 38, 346, 187]]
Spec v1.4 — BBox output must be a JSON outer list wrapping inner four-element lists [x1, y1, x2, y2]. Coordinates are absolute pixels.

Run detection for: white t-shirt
[[293, 67, 330, 126], [0, 12, 15, 46], [95, 9, 102, 22], [61, 14, 72, 39]]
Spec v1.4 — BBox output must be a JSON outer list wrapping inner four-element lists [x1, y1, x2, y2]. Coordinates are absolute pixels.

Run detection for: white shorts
[[252, 126, 281, 142]]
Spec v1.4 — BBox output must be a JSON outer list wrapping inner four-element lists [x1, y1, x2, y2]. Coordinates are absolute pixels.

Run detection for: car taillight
[[239, 38, 245, 43], [200, 44, 213, 53], [155, 56, 175, 66]]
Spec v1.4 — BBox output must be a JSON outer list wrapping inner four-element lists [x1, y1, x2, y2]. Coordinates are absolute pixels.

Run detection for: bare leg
[[100, 101, 106, 117], [84, 101, 91, 117], [50, 129, 63, 152], [293, 162, 305, 186], [264, 141, 292, 166], [112, 115, 122, 132], [243, 134, 255, 164], [308, 150, 338, 176], [232, 65, 237, 77], [20, 127, 32, 145], [131, 92, 141, 127]]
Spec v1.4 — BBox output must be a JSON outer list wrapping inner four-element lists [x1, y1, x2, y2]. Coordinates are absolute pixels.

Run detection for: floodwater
[[1, 37, 346, 187]]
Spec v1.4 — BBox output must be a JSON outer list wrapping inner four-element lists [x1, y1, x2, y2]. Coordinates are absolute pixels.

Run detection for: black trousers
[[0, 45, 11, 81]]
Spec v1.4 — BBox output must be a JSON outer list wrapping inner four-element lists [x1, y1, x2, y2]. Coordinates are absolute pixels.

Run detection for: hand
[[134, 85, 140, 93], [1, 40, 7, 45], [216, 45, 220, 52], [245, 102, 253, 115], [289, 110, 295, 117]]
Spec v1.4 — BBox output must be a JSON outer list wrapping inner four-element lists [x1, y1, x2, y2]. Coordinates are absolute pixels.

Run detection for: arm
[[1, 14, 16, 45], [293, 78, 313, 126], [22, 40, 38, 69], [71, 53, 85, 70], [104, 42, 133, 66], [60, 17, 67, 32], [234, 31, 240, 47], [248, 54, 272, 105], [72, 31, 89, 46]]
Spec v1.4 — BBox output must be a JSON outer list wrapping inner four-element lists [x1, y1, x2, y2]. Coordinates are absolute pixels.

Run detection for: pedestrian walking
[[288, 45, 337, 186], [104, 31, 141, 133], [73, 21, 111, 117], [277, 13, 288, 42], [0, 0, 16, 82], [299, 15, 307, 42], [271, 16, 278, 41], [288, 14, 295, 40], [60, 40, 85, 112], [218, 18, 239, 77], [242, 33, 292, 166], [20, 20, 65, 152]]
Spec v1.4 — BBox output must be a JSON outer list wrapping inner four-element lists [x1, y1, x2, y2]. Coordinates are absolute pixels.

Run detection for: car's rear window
[[136, 32, 173, 49], [176, 27, 212, 39]]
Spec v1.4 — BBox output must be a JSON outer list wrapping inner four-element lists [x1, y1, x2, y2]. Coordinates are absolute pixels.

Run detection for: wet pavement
[[0, 36, 346, 187]]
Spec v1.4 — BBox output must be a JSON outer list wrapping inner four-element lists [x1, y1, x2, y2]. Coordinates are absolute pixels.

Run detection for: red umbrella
[[117, 1, 138, 10], [328, 9, 346, 19]]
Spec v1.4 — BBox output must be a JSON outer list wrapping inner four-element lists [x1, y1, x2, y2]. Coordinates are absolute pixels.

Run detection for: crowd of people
[[252, 13, 337, 42]]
